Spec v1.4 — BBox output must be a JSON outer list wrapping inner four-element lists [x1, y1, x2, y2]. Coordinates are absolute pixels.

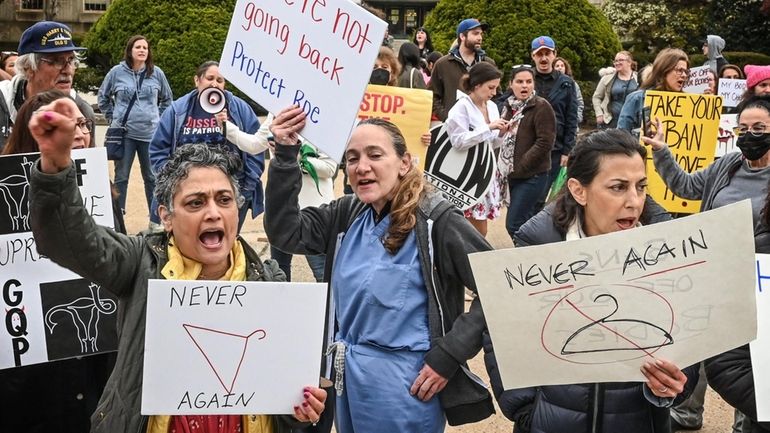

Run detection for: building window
[[84, 0, 109, 11], [19, 0, 44, 10], [388, 8, 399, 25], [405, 8, 417, 34]]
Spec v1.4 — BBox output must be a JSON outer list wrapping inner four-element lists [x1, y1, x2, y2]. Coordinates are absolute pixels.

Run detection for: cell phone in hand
[[642, 106, 656, 138]]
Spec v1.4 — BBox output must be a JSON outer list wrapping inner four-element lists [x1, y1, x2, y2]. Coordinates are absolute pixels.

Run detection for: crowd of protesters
[[2, 10, 770, 433]]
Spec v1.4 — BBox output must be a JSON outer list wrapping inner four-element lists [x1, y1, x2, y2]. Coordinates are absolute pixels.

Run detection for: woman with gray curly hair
[[28, 96, 327, 433]]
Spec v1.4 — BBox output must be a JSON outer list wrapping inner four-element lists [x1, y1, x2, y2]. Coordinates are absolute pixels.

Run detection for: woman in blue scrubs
[[264, 106, 495, 432]]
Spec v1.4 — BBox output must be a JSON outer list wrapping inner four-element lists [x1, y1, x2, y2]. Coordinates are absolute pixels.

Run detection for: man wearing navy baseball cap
[[0, 21, 94, 151], [529, 35, 577, 206], [429, 18, 496, 121]]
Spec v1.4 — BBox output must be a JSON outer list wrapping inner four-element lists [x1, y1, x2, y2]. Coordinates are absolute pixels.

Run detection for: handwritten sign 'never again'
[[469, 201, 756, 389], [220, 0, 386, 163]]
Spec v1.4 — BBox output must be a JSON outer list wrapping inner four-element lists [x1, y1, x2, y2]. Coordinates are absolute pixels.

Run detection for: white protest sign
[[718, 78, 747, 108], [0, 148, 117, 369], [219, 0, 386, 163], [142, 280, 327, 415], [751, 254, 770, 421], [469, 201, 756, 389], [715, 113, 739, 158], [683, 66, 712, 94], [423, 123, 496, 210]]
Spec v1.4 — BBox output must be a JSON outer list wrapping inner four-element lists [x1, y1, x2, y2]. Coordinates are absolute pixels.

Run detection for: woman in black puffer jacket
[[483, 129, 700, 433]]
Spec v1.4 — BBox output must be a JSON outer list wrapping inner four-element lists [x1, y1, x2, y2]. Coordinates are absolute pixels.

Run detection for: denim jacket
[[98, 61, 173, 142]]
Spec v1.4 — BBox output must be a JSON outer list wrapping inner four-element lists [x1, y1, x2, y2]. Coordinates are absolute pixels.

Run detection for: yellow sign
[[357, 84, 432, 168], [642, 91, 722, 213]]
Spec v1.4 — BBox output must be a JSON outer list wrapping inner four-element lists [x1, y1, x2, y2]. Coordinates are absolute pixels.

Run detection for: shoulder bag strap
[[119, 70, 146, 127]]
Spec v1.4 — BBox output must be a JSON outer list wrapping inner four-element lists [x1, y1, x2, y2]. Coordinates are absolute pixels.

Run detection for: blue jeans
[[506, 173, 550, 240], [114, 138, 155, 215], [270, 245, 326, 282]]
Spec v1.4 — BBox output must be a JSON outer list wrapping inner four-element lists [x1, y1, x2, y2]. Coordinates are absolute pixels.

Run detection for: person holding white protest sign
[[265, 108, 495, 432], [484, 129, 698, 433], [445, 61, 508, 236], [27, 99, 327, 433], [719, 65, 745, 115], [721, 64, 744, 81]]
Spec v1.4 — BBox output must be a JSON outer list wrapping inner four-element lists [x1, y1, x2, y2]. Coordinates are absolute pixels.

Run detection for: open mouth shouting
[[357, 178, 375, 190], [199, 228, 225, 250], [616, 217, 637, 230]]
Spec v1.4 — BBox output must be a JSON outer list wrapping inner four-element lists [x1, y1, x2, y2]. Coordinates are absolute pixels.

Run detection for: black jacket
[[706, 345, 770, 433], [534, 71, 578, 156]]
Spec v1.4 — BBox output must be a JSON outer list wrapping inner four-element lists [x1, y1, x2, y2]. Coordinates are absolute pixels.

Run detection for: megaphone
[[199, 87, 227, 114]]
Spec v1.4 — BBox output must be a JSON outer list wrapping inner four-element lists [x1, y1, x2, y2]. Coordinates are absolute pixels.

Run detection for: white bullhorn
[[199, 87, 227, 113]]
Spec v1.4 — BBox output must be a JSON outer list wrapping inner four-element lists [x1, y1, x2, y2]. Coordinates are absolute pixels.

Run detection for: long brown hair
[[641, 48, 689, 91], [355, 118, 427, 254], [124, 35, 154, 77], [2, 90, 71, 155]]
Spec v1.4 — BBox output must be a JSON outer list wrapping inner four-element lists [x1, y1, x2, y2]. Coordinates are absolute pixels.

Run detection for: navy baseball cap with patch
[[18, 21, 86, 55], [457, 18, 489, 36], [531, 36, 556, 53]]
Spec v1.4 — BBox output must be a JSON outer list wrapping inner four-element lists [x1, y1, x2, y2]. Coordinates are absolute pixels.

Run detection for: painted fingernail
[[303, 387, 310, 392], [294, 405, 300, 411], [304, 392, 310, 398], [43, 112, 53, 121], [302, 402, 308, 407]]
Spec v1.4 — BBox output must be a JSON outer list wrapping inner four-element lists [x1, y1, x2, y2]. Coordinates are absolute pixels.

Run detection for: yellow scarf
[[147, 235, 273, 433], [160, 235, 247, 281]]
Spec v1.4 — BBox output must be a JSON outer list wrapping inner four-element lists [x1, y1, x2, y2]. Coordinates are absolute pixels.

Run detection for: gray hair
[[14, 54, 38, 77], [14, 52, 84, 78], [154, 143, 245, 215]]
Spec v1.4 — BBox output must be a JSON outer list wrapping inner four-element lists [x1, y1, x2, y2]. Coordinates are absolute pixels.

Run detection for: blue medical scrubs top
[[332, 207, 430, 351]]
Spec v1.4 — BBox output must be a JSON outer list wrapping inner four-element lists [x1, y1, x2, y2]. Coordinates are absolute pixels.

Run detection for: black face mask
[[736, 133, 770, 161], [369, 68, 390, 85]]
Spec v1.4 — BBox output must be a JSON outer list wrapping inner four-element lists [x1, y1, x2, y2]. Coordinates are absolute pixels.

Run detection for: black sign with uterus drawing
[[0, 148, 118, 369]]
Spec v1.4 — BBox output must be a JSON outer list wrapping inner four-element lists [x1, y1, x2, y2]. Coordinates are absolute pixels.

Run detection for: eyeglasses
[[1, 51, 18, 56], [511, 64, 532, 70], [39, 56, 79, 69], [75, 117, 93, 134], [613, 58, 628, 64], [672, 67, 690, 76], [733, 123, 768, 137]]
